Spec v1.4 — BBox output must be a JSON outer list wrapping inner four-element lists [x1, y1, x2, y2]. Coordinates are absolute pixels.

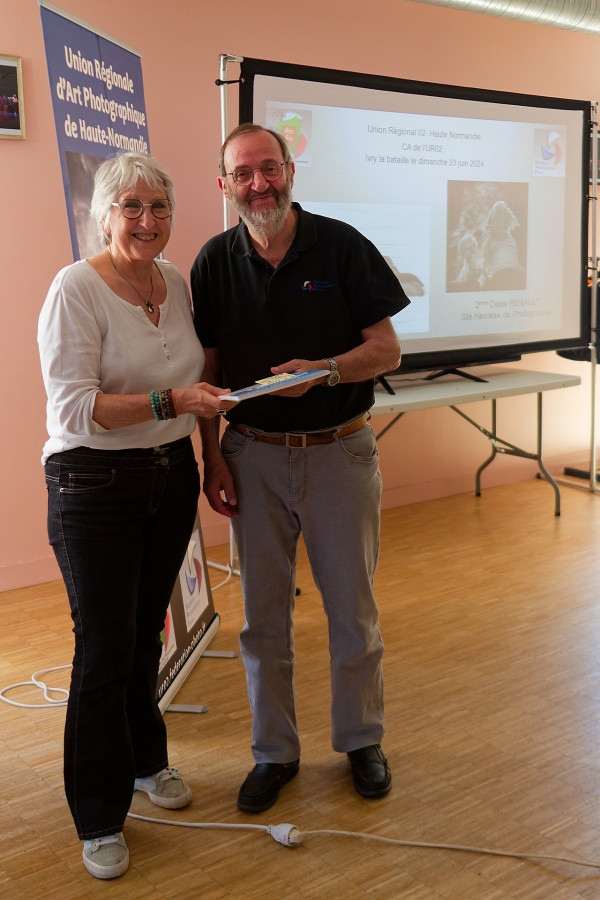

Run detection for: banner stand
[[157, 513, 238, 714]]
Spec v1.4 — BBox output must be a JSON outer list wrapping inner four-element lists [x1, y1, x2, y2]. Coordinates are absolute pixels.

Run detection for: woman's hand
[[92, 383, 236, 429], [172, 383, 237, 418]]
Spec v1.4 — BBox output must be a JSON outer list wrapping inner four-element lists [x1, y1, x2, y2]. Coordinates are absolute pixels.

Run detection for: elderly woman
[[38, 152, 233, 880]]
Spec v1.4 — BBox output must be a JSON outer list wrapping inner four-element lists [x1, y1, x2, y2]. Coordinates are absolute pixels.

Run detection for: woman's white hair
[[90, 152, 175, 246]]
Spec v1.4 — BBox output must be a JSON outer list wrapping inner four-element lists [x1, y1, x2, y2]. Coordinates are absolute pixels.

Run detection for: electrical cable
[[0, 664, 70, 708], [4, 665, 600, 874], [207, 565, 234, 591], [125, 812, 600, 870], [295, 827, 600, 869], [6, 664, 600, 872]]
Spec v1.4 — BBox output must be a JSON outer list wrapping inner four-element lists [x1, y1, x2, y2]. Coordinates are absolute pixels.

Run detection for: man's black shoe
[[347, 744, 391, 798], [237, 760, 300, 813]]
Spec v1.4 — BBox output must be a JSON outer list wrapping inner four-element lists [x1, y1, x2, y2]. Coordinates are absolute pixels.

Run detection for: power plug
[[267, 823, 302, 846]]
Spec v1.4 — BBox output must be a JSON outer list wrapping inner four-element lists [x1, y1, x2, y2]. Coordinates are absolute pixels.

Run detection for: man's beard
[[228, 178, 293, 240]]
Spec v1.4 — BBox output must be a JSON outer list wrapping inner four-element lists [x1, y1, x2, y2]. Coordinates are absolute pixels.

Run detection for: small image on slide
[[446, 181, 528, 293], [268, 108, 312, 165], [383, 258, 426, 298]]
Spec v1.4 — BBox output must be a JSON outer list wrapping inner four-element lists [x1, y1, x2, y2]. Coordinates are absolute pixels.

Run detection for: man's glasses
[[111, 199, 173, 219], [225, 161, 287, 187]]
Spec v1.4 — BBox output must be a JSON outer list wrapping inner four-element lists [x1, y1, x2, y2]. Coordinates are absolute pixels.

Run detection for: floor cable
[[5, 670, 600, 874]]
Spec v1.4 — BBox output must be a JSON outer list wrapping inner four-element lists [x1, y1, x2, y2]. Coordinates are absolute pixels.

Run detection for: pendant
[[146, 300, 155, 314]]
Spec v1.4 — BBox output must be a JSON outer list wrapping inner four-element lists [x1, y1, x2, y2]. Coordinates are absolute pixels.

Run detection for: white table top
[[371, 367, 581, 415]]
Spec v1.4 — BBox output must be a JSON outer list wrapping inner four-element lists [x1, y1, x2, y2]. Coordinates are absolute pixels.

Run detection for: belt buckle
[[285, 432, 307, 448]]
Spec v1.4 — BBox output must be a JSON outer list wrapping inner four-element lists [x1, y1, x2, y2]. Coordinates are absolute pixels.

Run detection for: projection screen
[[239, 58, 591, 374]]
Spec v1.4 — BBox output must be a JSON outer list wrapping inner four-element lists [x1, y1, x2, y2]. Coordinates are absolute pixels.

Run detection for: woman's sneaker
[[82, 832, 129, 879], [134, 766, 192, 809]]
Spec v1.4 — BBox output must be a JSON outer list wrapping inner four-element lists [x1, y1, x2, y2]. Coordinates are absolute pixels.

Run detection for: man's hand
[[267, 318, 401, 397], [268, 360, 327, 397], [202, 455, 239, 518]]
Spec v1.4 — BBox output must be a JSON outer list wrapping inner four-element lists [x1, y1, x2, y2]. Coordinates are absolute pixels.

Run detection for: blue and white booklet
[[219, 370, 328, 402]]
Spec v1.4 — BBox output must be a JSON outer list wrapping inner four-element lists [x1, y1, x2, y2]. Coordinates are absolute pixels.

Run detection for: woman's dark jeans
[[45, 437, 200, 839]]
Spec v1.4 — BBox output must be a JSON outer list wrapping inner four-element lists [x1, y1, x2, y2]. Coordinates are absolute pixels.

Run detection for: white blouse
[[38, 258, 204, 464]]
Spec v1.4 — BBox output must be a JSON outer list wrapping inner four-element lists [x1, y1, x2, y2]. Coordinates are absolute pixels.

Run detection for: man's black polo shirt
[[191, 203, 409, 432]]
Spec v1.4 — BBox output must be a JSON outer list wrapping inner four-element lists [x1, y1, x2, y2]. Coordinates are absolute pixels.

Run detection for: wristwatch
[[325, 357, 340, 386]]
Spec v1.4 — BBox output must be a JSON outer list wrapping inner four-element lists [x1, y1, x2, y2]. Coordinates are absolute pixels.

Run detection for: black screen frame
[[238, 56, 591, 375]]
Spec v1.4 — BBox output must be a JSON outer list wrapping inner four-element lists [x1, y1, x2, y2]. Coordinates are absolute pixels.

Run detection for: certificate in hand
[[219, 370, 328, 402]]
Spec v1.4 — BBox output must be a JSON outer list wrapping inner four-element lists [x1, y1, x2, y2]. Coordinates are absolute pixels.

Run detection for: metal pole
[[218, 53, 243, 232], [207, 54, 244, 579], [589, 102, 598, 493]]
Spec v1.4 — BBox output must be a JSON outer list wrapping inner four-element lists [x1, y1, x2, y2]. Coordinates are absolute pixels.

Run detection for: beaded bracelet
[[150, 390, 161, 420], [150, 388, 178, 421]]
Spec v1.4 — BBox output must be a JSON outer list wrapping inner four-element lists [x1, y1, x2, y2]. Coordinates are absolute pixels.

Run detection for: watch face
[[326, 358, 339, 386]]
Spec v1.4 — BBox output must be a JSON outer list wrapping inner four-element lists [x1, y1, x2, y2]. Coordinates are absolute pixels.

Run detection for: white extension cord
[[126, 811, 600, 870], [4, 668, 600, 873], [0, 664, 70, 708]]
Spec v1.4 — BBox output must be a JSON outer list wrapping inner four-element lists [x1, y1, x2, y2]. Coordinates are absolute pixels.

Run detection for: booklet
[[219, 370, 329, 402]]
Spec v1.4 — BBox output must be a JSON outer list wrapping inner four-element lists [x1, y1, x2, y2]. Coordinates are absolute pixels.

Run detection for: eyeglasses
[[111, 198, 173, 219], [225, 161, 287, 187]]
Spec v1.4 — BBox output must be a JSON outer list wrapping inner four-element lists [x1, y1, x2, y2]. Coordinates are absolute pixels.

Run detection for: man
[[191, 123, 409, 813]]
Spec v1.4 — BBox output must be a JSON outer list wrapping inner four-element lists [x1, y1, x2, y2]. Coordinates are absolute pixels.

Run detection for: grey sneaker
[[134, 766, 192, 809], [82, 832, 129, 879]]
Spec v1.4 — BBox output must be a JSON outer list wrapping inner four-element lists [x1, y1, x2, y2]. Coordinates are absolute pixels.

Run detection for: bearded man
[[191, 123, 409, 813]]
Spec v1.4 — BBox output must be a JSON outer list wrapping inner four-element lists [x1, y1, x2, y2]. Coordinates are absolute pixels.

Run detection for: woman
[[38, 152, 233, 880]]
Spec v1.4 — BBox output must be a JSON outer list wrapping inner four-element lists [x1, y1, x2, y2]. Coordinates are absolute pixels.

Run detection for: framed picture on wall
[[0, 55, 25, 139]]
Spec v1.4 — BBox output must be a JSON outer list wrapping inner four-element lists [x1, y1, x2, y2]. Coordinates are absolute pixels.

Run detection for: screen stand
[[377, 375, 396, 395], [424, 368, 488, 383]]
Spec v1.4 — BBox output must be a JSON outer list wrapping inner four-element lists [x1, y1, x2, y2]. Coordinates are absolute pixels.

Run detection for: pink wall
[[2, 0, 598, 590]]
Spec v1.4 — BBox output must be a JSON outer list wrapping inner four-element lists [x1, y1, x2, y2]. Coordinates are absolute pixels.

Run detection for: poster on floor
[[39, 0, 150, 260], [157, 514, 220, 712]]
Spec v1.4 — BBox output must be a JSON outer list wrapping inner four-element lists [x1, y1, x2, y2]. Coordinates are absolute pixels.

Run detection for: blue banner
[[39, 1, 150, 260]]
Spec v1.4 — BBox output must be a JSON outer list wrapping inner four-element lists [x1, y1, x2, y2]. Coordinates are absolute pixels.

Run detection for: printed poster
[[40, 0, 150, 260]]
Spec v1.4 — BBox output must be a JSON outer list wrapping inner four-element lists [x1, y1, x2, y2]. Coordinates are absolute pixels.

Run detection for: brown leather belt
[[231, 413, 369, 448]]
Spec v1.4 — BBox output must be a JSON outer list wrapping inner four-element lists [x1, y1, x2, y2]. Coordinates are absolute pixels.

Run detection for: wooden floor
[[3, 477, 600, 898]]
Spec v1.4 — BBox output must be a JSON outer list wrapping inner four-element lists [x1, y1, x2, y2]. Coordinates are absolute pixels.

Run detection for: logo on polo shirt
[[302, 280, 335, 292]]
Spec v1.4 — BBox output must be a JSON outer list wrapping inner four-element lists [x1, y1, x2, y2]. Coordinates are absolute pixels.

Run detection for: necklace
[[107, 248, 155, 313]]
